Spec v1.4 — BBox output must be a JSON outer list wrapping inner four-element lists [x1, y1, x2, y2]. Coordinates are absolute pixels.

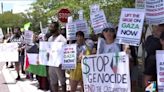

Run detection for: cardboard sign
[[78, 10, 84, 20], [156, 50, 164, 91], [90, 10, 107, 34], [66, 23, 76, 40], [146, 0, 164, 25], [82, 52, 131, 92], [66, 20, 89, 40], [116, 8, 145, 46], [24, 30, 33, 44], [0, 28, 4, 38], [75, 20, 90, 38], [135, 0, 145, 9], [62, 44, 77, 69], [39, 42, 65, 67], [0, 43, 18, 62], [89, 4, 100, 13]]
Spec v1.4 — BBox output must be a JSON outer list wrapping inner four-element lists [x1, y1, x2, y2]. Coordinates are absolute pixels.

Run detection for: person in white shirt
[[48, 22, 67, 92], [97, 27, 120, 54]]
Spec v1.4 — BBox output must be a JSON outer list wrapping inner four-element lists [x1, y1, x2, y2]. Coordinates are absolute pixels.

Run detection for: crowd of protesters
[[2, 21, 164, 92]]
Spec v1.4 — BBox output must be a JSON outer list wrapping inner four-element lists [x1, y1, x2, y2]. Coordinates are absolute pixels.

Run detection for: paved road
[[0, 62, 9, 92]]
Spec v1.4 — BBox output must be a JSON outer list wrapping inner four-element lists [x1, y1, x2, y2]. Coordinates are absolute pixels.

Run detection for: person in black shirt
[[144, 25, 164, 88], [10, 27, 25, 80]]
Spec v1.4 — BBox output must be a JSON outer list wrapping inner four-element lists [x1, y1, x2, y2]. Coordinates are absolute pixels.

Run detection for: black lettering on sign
[[121, 30, 138, 36]]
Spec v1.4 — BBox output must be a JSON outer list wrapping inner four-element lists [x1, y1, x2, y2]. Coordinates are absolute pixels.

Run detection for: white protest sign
[[156, 50, 164, 91], [135, 0, 145, 9], [68, 16, 73, 23], [89, 4, 100, 13], [41, 27, 48, 34], [78, 10, 84, 20], [96, 37, 105, 54], [146, 0, 164, 25], [66, 23, 76, 40], [90, 10, 107, 34], [62, 44, 77, 69], [0, 28, 4, 38], [24, 30, 33, 44], [27, 53, 38, 65], [116, 8, 145, 46], [82, 52, 131, 92], [39, 42, 65, 67], [0, 43, 18, 62], [75, 20, 90, 38]]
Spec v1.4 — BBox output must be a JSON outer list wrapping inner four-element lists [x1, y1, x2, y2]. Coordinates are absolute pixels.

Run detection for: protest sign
[[62, 44, 77, 69], [41, 27, 48, 34], [24, 30, 33, 44], [68, 16, 73, 23], [0, 28, 4, 38], [135, 0, 145, 9], [89, 4, 100, 13], [96, 37, 105, 54], [0, 28, 4, 42], [116, 8, 145, 46], [78, 10, 84, 20], [66, 20, 89, 40], [156, 50, 164, 91], [0, 43, 18, 62], [146, 0, 164, 25], [90, 10, 107, 34], [39, 42, 65, 67], [82, 52, 131, 92], [75, 20, 90, 38], [66, 23, 76, 40]]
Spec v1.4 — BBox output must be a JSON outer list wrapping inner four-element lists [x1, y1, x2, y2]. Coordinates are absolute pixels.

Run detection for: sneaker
[[8, 65, 14, 68], [22, 71, 25, 74]]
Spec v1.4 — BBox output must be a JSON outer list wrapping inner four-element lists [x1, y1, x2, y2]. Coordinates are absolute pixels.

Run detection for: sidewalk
[[2, 65, 47, 92], [2, 65, 84, 92]]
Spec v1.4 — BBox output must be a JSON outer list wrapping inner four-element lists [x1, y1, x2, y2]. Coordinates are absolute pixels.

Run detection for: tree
[[31, 0, 135, 25], [0, 11, 29, 33]]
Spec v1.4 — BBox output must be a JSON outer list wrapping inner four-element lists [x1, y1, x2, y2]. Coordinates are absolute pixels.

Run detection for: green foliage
[[0, 0, 135, 33], [0, 11, 29, 33], [31, 0, 135, 25]]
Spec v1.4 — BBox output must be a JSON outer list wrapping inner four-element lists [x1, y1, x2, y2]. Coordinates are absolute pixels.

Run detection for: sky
[[0, 0, 36, 13]]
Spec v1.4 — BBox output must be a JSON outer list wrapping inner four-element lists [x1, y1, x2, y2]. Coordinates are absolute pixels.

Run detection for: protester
[[144, 25, 164, 88], [69, 31, 91, 92], [26, 33, 49, 91], [48, 22, 67, 92], [97, 27, 120, 54], [9, 27, 25, 80], [121, 44, 138, 92]]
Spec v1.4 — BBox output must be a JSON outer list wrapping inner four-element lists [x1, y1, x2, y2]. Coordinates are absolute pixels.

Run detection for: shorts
[[70, 63, 82, 81], [15, 55, 24, 68]]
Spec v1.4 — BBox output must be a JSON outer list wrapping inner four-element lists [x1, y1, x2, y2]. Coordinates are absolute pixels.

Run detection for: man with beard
[[10, 27, 25, 80], [48, 22, 67, 92]]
